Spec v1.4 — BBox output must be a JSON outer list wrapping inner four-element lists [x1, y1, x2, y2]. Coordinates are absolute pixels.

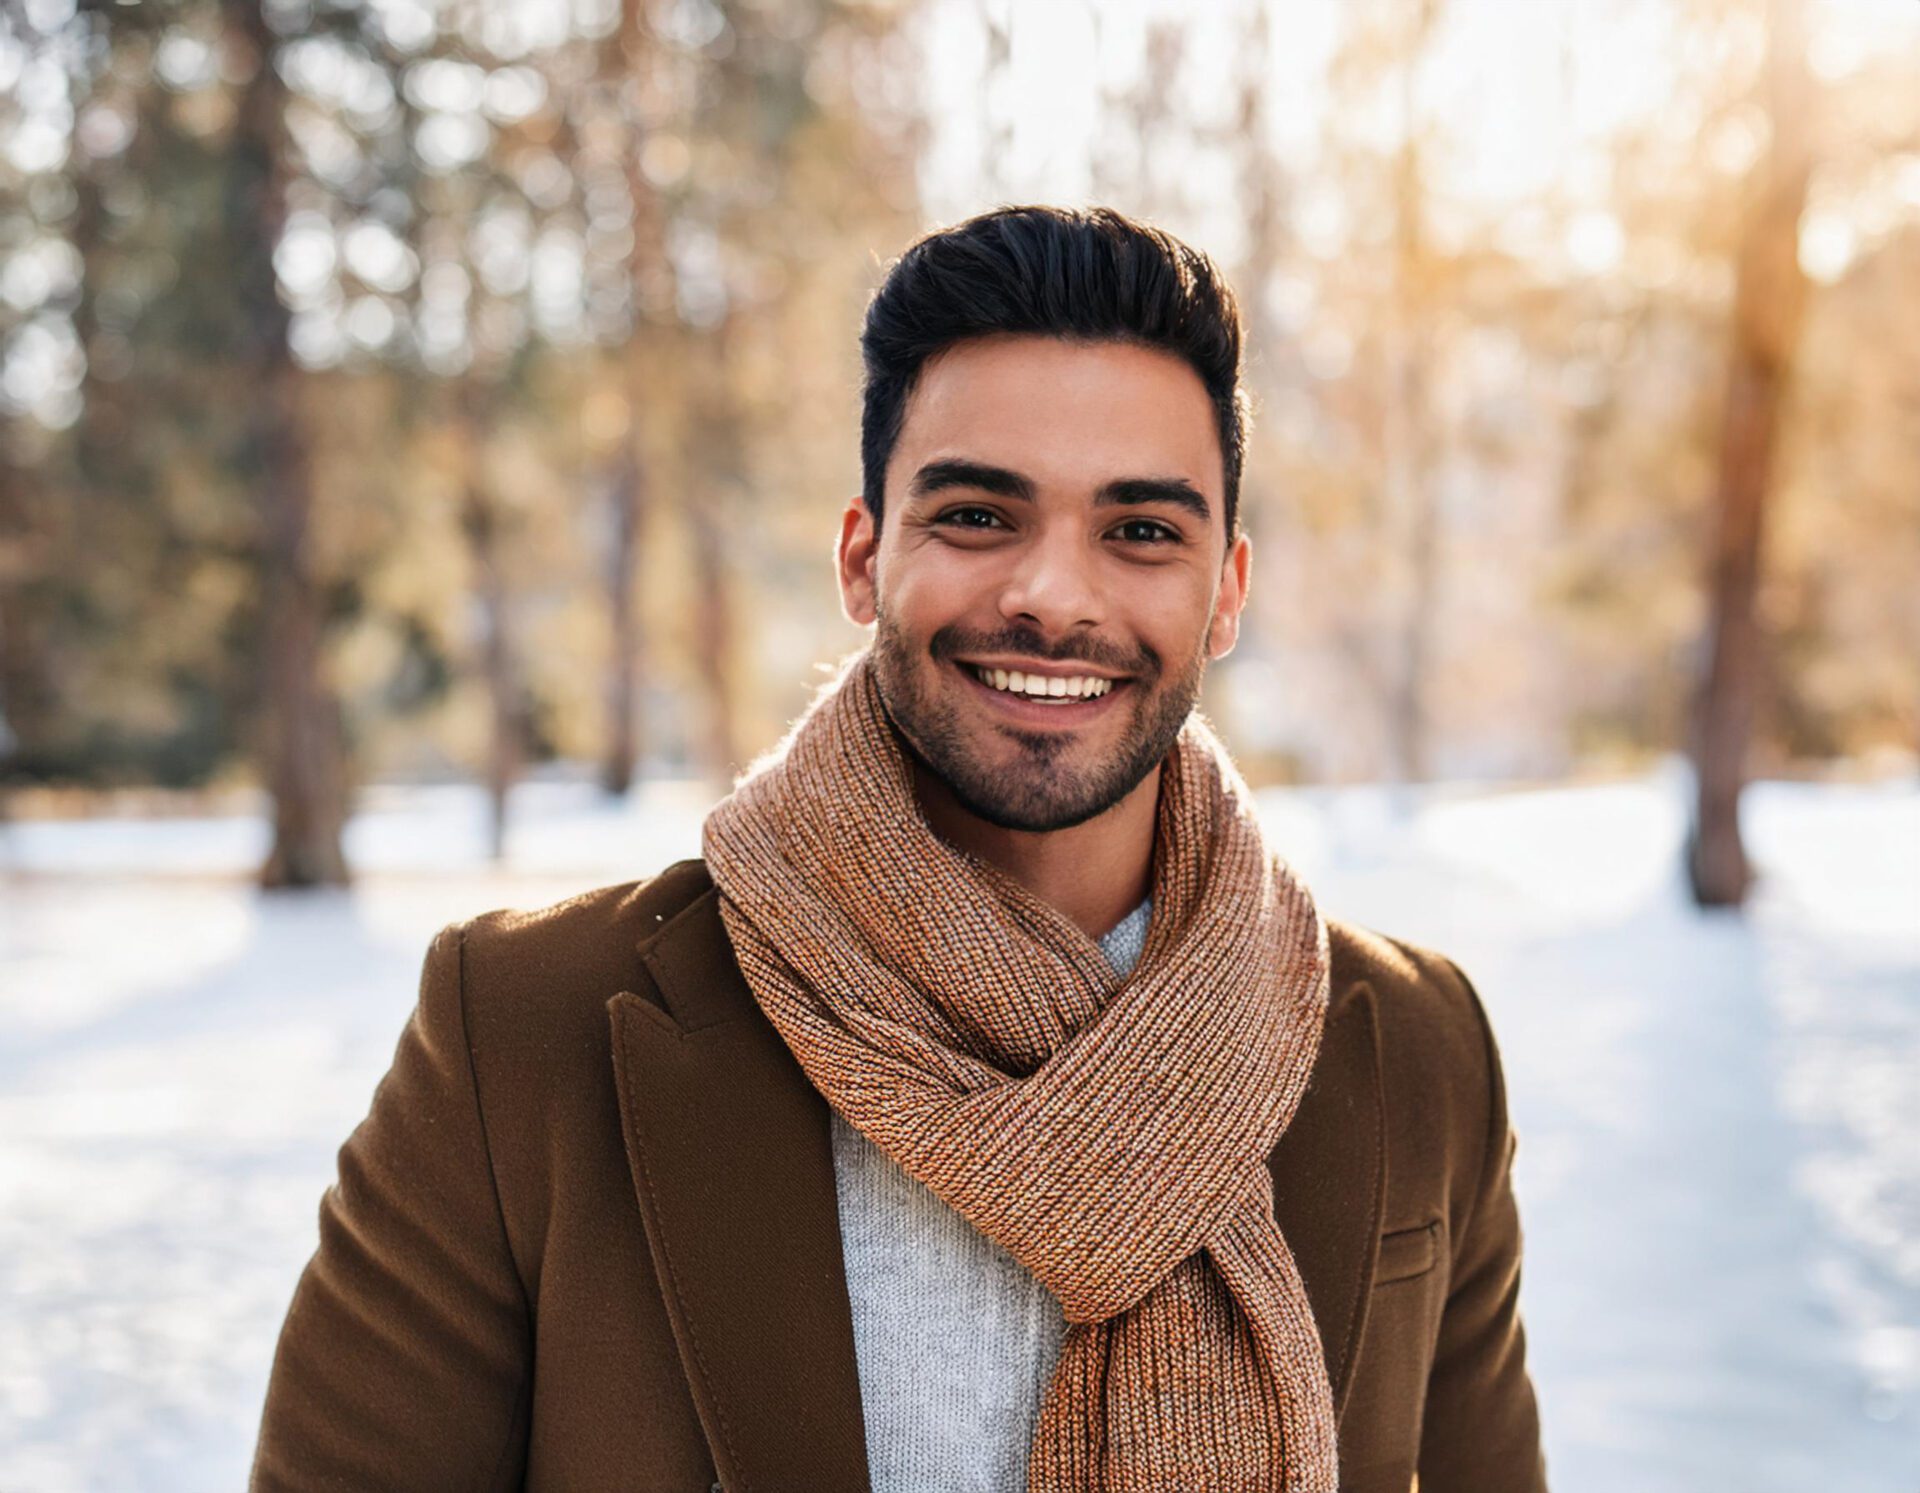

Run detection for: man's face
[[836, 334, 1252, 833]]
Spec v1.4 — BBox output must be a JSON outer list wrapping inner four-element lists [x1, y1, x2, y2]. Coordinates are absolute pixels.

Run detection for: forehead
[[888, 334, 1224, 506]]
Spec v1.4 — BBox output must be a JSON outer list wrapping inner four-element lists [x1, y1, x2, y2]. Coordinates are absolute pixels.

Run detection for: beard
[[868, 604, 1208, 833]]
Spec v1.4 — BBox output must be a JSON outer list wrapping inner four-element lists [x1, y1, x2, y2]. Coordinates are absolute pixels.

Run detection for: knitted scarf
[[701, 648, 1338, 1491]]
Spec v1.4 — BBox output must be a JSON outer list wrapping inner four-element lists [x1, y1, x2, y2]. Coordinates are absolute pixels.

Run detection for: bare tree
[[452, 378, 524, 861], [598, 0, 669, 796], [1688, 0, 1814, 907], [224, 0, 350, 888], [686, 314, 742, 783], [1386, 0, 1441, 789]]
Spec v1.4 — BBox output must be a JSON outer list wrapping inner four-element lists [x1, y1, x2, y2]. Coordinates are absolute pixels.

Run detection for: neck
[[909, 760, 1160, 942]]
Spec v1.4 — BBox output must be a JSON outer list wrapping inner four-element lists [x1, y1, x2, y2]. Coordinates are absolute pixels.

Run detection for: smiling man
[[252, 207, 1549, 1493]]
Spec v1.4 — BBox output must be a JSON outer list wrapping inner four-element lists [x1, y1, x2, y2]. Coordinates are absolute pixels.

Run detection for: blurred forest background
[[1, 0, 1916, 898]]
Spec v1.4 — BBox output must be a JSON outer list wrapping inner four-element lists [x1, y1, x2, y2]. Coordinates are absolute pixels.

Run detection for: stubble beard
[[868, 603, 1207, 833]]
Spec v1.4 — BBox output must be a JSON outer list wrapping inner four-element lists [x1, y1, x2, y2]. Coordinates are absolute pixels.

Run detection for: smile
[[968, 665, 1116, 702]]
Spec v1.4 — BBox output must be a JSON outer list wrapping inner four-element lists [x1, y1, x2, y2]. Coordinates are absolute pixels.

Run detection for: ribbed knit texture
[[830, 897, 1151, 1492], [702, 648, 1338, 1492]]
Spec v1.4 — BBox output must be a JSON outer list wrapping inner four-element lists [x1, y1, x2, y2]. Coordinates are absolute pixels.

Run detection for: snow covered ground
[[1, 765, 1915, 1491]]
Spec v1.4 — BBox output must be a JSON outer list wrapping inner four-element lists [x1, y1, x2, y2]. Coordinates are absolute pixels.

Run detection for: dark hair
[[859, 205, 1248, 542]]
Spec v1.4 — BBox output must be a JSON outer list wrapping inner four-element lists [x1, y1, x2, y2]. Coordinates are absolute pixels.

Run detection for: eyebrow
[[1097, 476, 1212, 524], [907, 459, 1213, 524], [909, 459, 1035, 503]]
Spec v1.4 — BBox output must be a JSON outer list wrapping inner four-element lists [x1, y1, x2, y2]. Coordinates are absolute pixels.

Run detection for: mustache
[[928, 623, 1158, 678]]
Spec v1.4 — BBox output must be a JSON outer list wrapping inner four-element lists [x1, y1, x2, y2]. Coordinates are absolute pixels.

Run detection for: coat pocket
[[1374, 1219, 1440, 1285], [1336, 1220, 1449, 1489]]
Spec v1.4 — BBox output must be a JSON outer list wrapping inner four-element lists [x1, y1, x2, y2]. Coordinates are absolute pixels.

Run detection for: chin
[[961, 787, 1132, 835], [934, 731, 1156, 833]]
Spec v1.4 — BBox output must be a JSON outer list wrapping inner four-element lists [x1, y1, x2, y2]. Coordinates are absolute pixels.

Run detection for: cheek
[[885, 548, 996, 621], [1130, 572, 1217, 648]]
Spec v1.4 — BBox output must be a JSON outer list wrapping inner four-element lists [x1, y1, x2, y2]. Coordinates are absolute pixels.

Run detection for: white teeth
[[971, 665, 1115, 700]]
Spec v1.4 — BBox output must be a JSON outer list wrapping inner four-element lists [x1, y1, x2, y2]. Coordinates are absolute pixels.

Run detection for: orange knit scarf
[[702, 648, 1338, 1491]]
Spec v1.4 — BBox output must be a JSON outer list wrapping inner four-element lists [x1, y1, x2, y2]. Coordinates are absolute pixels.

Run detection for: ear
[[1207, 532, 1252, 660], [836, 494, 879, 626]]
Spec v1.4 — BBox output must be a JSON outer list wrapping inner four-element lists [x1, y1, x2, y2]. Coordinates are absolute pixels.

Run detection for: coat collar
[[609, 885, 1386, 1492]]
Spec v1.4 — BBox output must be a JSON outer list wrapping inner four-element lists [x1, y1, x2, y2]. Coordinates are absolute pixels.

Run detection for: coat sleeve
[[1416, 957, 1550, 1493], [250, 922, 533, 1492]]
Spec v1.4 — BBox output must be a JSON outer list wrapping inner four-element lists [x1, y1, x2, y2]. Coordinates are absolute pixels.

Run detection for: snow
[[1, 766, 1915, 1490]]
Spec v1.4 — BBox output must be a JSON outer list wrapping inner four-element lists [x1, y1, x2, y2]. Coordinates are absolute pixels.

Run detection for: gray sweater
[[828, 896, 1154, 1493]]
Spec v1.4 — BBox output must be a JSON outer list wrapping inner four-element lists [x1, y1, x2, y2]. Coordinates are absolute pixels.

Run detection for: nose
[[995, 523, 1105, 634]]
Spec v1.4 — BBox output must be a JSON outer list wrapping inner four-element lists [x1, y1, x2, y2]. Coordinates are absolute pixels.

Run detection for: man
[[252, 206, 1548, 1493]]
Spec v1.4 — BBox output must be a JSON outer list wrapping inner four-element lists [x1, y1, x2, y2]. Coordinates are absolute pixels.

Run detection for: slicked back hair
[[859, 205, 1249, 543]]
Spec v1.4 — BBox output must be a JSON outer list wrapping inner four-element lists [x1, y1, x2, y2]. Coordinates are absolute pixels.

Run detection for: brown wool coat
[[250, 859, 1549, 1493]]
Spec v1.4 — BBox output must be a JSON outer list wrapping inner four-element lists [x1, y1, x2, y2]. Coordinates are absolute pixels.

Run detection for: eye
[[933, 505, 1008, 531], [1112, 518, 1181, 545]]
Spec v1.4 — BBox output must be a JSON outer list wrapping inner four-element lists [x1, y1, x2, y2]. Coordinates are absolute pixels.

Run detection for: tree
[[225, 0, 351, 887], [592, 0, 671, 796], [1385, 0, 1442, 789], [1688, 0, 1814, 907]]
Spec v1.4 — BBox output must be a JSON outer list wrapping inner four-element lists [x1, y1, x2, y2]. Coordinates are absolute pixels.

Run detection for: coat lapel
[[609, 887, 1387, 1490], [1269, 976, 1389, 1420], [609, 887, 871, 1492]]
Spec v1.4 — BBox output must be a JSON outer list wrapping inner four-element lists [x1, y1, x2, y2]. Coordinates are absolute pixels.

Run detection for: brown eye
[[936, 506, 1006, 529], [1114, 519, 1179, 544]]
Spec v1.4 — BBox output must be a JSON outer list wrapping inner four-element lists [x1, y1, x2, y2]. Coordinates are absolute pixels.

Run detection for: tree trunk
[[689, 317, 743, 785], [226, 0, 350, 889], [599, 0, 663, 797], [687, 494, 737, 785], [0, 449, 31, 790], [600, 439, 642, 796], [455, 380, 520, 863], [1387, 0, 1440, 791], [1689, 0, 1813, 908]]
